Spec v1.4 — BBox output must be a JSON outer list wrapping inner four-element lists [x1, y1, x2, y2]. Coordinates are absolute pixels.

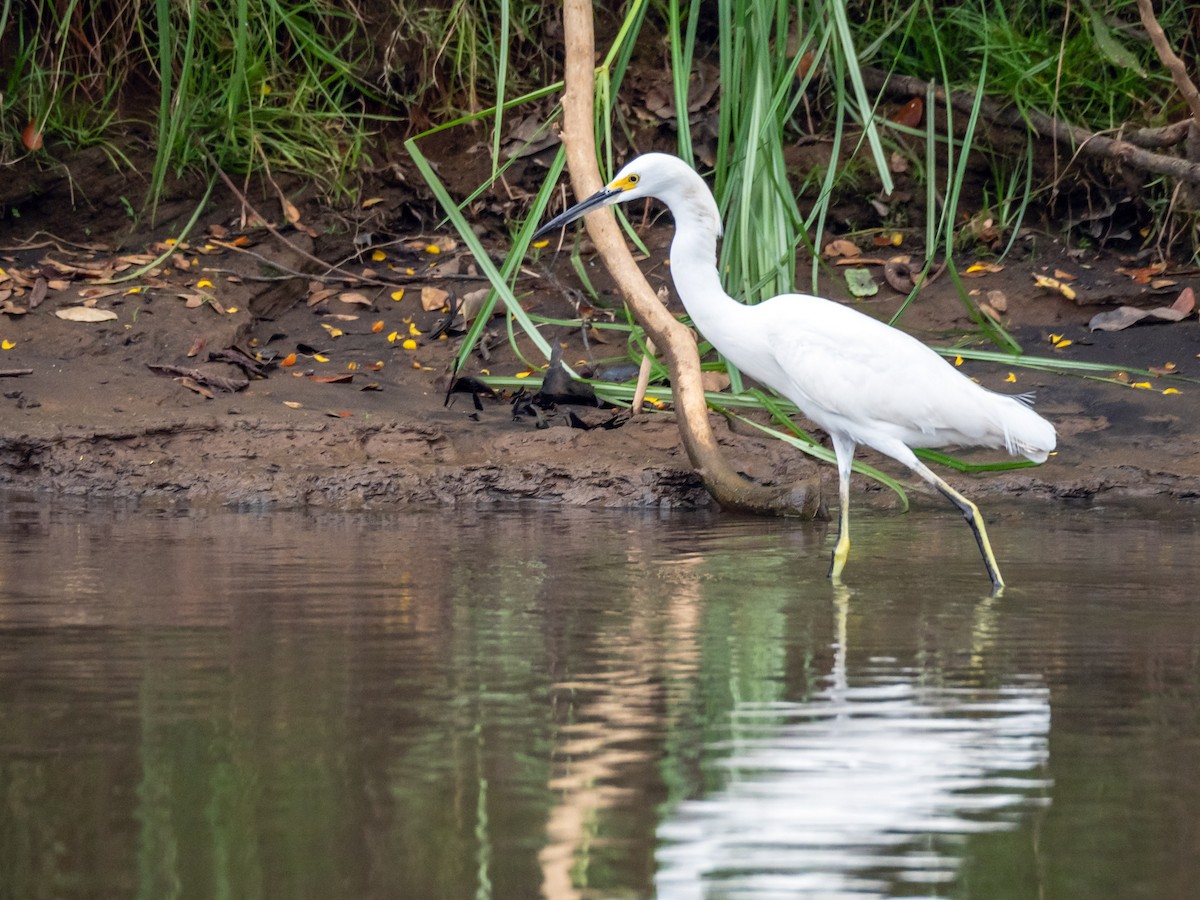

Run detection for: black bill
[[532, 186, 621, 240]]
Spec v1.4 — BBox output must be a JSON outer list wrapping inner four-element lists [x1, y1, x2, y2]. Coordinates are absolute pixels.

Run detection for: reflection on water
[[657, 593, 1050, 897], [0, 493, 1198, 899]]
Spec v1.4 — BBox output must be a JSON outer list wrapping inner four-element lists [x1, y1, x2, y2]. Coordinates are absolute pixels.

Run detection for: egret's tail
[[997, 394, 1057, 463]]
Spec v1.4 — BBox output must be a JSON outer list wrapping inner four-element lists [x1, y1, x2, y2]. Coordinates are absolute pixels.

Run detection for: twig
[[1135, 0, 1200, 127], [861, 67, 1200, 186]]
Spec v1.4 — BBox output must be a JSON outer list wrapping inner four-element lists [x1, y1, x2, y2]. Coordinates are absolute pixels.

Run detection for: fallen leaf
[[186, 336, 206, 358], [1149, 362, 1177, 375], [281, 197, 301, 225], [283, 401, 303, 409], [1115, 262, 1167, 283], [1088, 288, 1195, 331], [844, 267, 878, 298], [1053, 269, 1077, 282], [362, 197, 385, 209], [178, 376, 215, 399], [29, 278, 48, 308], [279, 353, 297, 367], [21, 120, 43, 151], [1150, 279, 1177, 289], [872, 232, 903, 247], [986, 289, 1008, 312], [1032, 274, 1077, 301], [55, 307, 118, 322], [309, 374, 355, 384], [824, 238, 862, 259], [883, 256, 920, 292], [338, 291, 372, 307], [326, 410, 353, 418], [320, 323, 344, 338], [889, 96, 923, 128], [965, 262, 1004, 276], [307, 288, 337, 307], [372, 320, 384, 333], [421, 286, 450, 311]]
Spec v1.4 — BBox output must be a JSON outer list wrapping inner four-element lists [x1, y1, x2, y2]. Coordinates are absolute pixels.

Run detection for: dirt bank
[[3, 146, 1200, 515]]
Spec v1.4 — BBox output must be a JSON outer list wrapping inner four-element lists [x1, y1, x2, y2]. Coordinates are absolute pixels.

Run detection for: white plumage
[[535, 152, 1056, 589]]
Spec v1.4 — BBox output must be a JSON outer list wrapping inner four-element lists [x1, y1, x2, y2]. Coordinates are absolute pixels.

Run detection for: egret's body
[[534, 153, 1056, 588]]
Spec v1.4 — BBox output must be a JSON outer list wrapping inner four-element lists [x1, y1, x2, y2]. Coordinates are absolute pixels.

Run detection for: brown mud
[[3, 139, 1200, 516]]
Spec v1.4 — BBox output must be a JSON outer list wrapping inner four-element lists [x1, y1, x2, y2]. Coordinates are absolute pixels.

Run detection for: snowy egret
[[533, 153, 1056, 589]]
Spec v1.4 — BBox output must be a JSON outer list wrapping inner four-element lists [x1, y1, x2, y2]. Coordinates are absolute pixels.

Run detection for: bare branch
[[557, 0, 818, 516]]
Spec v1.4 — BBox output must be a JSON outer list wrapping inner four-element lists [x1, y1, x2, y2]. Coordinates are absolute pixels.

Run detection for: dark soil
[[3, 135, 1200, 515]]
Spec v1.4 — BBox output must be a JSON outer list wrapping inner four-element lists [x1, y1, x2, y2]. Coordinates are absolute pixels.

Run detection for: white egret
[[534, 153, 1055, 589]]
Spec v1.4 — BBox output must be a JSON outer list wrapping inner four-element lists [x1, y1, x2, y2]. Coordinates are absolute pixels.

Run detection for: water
[[1, 493, 1198, 899]]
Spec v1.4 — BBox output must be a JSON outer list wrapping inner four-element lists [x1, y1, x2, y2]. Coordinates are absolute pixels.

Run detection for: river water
[[0, 492, 1197, 899]]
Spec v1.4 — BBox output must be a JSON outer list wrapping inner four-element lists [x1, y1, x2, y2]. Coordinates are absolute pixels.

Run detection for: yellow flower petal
[[196, 279, 213, 289], [1005, 372, 1017, 383], [391, 289, 405, 302], [532, 239, 549, 249], [313, 353, 330, 363], [1, 339, 15, 350], [371, 249, 387, 262], [408, 322, 422, 336], [321, 324, 343, 338], [1131, 381, 1152, 389], [387, 330, 399, 343], [1162, 387, 1181, 395], [401, 338, 417, 350], [954, 355, 963, 366]]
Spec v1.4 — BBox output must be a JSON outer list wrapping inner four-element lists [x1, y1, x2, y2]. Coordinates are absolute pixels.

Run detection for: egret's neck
[[663, 192, 740, 336]]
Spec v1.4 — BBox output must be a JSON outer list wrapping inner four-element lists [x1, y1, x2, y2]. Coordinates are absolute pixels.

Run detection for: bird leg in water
[[910, 460, 1005, 591], [828, 436, 855, 582]]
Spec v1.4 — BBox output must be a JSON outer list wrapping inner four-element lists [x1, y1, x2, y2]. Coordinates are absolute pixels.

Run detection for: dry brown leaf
[[889, 96, 923, 128], [283, 401, 303, 409], [186, 336, 206, 358], [1115, 262, 1167, 284], [21, 120, 43, 151], [986, 289, 1008, 313], [1053, 269, 1077, 282], [178, 376, 215, 399], [421, 286, 450, 311], [55, 306, 118, 322], [281, 197, 301, 225], [309, 374, 354, 384], [823, 238, 862, 259], [307, 288, 337, 307], [338, 291, 373, 307], [29, 278, 47, 309], [1088, 288, 1195, 331]]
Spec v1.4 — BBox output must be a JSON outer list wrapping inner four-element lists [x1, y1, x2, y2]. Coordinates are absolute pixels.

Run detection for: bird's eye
[[627, 174, 640, 185]]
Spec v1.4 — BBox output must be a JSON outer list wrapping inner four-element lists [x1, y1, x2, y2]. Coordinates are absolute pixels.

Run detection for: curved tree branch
[[1136, 0, 1200, 128], [861, 67, 1200, 186], [558, 0, 818, 516]]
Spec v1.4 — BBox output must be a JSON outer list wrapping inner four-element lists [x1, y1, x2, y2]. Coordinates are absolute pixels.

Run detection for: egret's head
[[530, 154, 681, 240], [532, 153, 718, 240]]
